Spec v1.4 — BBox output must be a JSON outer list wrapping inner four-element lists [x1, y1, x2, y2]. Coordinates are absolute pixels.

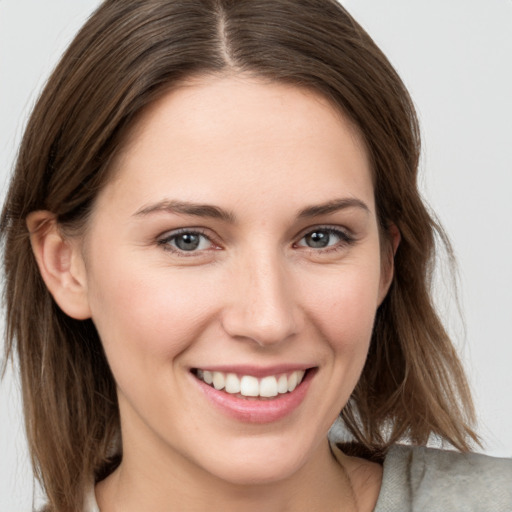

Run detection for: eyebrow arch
[[297, 198, 370, 219], [134, 200, 236, 223], [134, 197, 369, 223]]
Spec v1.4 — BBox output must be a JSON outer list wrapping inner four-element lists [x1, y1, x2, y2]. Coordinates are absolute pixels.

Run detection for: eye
[[296, 227, 353, 250], [158, 229, 214, 253]]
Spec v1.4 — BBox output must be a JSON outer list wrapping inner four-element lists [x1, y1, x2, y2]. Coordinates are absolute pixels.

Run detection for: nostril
[[221, 311, 300, 347]]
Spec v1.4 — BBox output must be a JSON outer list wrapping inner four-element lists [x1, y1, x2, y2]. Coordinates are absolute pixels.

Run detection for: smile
[[191, 366, 315, 423], [194, 369, 307, 398]]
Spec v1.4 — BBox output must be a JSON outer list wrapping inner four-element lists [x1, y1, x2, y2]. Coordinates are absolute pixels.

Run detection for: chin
[[209, 457, 305, 487], [191, 432, 316, 487]]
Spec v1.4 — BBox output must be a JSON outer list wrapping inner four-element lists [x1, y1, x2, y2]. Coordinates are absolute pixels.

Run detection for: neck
[[95, 439, 359, 512]]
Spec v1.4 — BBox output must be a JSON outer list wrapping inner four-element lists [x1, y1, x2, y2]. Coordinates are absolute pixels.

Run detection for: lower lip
[[193, 370, 315, 424]]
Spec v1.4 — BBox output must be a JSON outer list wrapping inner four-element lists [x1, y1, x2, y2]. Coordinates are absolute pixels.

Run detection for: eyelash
[[157, 228, 218, 257], [294, 226, 356, 253], [157, 226, 355, 256]]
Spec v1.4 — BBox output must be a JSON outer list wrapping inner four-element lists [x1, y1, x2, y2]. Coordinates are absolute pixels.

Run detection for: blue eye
[[297, 228, 351, 249], [160, 230, 213, 252]]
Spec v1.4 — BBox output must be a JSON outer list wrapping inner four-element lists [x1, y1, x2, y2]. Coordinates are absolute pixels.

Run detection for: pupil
[[307, 231, 329, 248], [176, 233, 200, 251]]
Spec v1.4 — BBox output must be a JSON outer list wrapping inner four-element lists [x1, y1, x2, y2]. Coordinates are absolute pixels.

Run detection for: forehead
[[100, 75, 374, 217], [123, 75, 367, 158]]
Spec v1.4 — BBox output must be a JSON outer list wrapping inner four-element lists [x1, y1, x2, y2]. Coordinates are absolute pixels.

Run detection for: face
[[75, 76, 391, 486]]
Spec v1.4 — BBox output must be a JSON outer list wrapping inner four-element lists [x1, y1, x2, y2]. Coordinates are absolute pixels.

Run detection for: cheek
[[86, 258, 220, 378], [305, 265, 382, 414], [302, 262, 382, 355]]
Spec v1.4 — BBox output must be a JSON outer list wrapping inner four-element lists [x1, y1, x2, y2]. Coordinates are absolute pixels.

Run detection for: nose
[[221, 250, 301, 347]]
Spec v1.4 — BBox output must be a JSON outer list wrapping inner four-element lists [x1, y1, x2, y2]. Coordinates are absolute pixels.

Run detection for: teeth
[[212, 372, 225, 390], [225, 373, 241, 394], [287, 371, 298, 392], [195, 369, 307, 398], [277, 374, 288, 394], [240, 376, 259, 396], [259, 376, 278, 397], [287, 370, 305, 393]]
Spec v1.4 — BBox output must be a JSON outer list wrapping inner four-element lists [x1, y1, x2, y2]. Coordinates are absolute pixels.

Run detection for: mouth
[[190, 365, 316, 423], [191, 368, 309, 400]]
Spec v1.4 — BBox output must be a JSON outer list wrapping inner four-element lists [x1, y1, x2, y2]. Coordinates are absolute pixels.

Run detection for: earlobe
[[27, 211, 91, 320], [378, 223, 401, 305]]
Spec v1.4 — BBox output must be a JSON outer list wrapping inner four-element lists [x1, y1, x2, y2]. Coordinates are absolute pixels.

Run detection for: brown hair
[[1, 0, 478, 509]]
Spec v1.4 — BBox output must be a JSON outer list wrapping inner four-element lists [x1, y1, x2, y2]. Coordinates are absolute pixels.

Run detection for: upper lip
[[191, 364, 314, 378]]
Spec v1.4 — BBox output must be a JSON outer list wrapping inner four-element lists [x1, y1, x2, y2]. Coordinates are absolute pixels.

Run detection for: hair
[[1, 0, 479, 510]]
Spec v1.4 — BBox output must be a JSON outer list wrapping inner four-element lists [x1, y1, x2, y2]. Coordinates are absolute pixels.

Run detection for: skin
[[28, 75, 396, 511]]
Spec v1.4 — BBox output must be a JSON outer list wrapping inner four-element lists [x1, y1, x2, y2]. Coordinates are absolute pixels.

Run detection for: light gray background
[[1, 0, 511, 509]]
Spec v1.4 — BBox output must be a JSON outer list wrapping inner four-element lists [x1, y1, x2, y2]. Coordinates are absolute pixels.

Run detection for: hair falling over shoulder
[[1, 0, 479, 510]]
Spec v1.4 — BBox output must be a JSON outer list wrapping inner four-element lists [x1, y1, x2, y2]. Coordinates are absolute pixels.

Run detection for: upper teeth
[[196, 369, 306, 397]]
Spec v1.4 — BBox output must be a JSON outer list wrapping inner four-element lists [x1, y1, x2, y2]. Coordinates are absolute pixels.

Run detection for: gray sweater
[[373, 445, 512, 511], [84, 445, 512, 511]]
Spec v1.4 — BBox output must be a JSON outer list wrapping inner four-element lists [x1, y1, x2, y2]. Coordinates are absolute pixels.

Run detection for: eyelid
[[294, 225, 356, 250], [155, 224, 355, 256], [157, 227, 221, 255]]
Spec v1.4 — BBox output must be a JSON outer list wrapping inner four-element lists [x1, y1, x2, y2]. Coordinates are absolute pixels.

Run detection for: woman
[[1, 0, 511, 511]]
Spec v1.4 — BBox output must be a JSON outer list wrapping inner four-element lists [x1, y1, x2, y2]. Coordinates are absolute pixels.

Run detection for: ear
[[377, 223, 401, 305], [27, 211, 91, 320]]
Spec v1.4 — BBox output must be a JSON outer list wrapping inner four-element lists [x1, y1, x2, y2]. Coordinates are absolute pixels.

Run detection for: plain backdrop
[[1, 0, 511, 509]]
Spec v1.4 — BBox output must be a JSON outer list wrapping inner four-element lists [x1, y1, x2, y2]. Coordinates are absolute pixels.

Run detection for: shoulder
[[374, 445, 512, 512]]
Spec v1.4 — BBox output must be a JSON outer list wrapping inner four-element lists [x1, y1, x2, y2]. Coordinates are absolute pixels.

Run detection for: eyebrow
[[134, 200, 236, 223], [297, 198, 370, 218], [134, 197, 369, 222]]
